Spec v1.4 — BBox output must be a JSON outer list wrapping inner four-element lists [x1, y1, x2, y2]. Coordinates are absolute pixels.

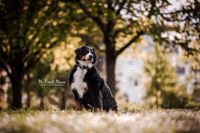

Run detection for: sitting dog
[[69, 46, 117, 111]]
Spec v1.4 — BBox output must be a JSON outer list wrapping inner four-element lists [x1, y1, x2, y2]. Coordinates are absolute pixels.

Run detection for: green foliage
[[32, 54, 52, 96], [144, 44, 188, 108], [68, 0, 199, 54], [0, 0, 74, 108], [25, 51, 70, 109], [0, 0, 72, 75]]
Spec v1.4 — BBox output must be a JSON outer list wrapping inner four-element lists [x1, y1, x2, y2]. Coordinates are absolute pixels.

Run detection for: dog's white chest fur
[[71, 67, 87, 98]]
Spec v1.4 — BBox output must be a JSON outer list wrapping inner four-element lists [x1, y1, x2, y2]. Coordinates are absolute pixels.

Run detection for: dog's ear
[[91, 47, 97, 64], [74, 48, 81, 57]]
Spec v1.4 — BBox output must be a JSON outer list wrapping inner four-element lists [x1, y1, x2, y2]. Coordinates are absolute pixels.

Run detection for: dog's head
[[75, 46, 97, 68]]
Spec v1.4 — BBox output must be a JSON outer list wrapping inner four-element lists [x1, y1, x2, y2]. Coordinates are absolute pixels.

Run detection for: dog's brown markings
[[81, 56, 86, 61], [96, 108, 102, 112], [76, 101, 82, 111]]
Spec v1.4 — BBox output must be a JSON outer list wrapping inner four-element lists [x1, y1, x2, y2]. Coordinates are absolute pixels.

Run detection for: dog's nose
[[89, 55, 93, 60]]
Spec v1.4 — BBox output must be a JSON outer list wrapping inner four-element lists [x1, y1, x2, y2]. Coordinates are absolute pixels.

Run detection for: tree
[[144, 44, 188, 108], [27, 40, 76, 109], [183, 41, 200, 103], [0, 0, 71, 109], [66, 0, 199, 95]]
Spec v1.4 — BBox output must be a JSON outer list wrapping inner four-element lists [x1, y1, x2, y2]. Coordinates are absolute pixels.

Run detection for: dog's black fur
[[69, 46, 117, 111]]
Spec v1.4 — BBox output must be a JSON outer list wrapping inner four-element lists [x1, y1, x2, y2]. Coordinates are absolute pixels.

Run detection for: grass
[[0, 109, 200, 133]]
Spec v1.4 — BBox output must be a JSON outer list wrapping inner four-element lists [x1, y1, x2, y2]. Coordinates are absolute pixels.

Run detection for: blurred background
[[0, 0, 199, 110]]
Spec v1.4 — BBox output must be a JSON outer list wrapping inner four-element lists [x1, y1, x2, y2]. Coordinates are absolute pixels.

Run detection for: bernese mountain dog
[[69, 46, 117, 112]]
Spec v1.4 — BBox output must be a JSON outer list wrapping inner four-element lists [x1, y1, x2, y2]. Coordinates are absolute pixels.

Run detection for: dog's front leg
[[76, 100, 82, 111], [72, 89, 83, 111]]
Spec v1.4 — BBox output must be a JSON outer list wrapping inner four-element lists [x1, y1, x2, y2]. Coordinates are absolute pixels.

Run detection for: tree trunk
[[40, 96, 44, 109], [106, 56, 116, 95], [26, 88, 31, 108], [26, 74, 31, 108], [104, 37, 117, 95], [10, 72, 23, 109], [60, 87, 66, 110]]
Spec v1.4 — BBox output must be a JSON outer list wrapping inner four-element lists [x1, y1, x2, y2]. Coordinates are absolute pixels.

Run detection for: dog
[[69, 46, 117, 111]]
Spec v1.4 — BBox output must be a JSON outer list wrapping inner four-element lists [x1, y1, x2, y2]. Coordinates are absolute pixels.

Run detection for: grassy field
[[0, 109, 200, 133]]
